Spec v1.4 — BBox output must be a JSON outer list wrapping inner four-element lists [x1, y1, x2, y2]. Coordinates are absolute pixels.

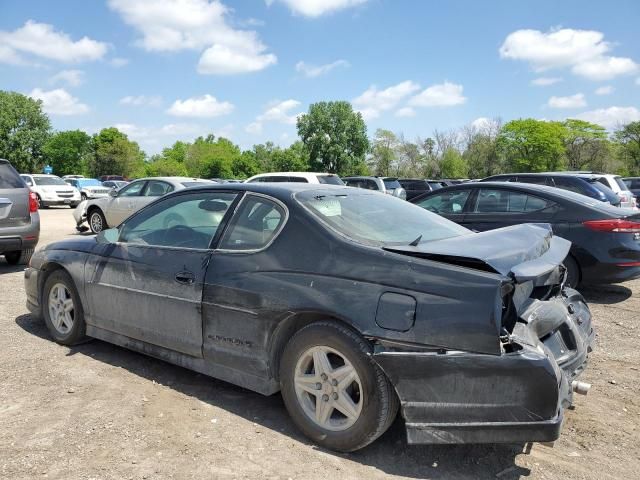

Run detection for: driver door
[[105, 180, 147, 226], [86, 190, 238, 357]]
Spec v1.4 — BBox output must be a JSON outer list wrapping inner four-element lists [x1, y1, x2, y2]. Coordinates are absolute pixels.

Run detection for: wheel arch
[[268, 310, 366, 382], [38, 262, 74, 306]]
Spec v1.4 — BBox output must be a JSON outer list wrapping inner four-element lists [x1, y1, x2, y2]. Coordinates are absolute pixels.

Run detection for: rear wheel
[[36, 194, 48, 209], [280, 321, 398, 452], [42, 270, 86, 345], [563, 255, 581, 288], [4, 248, 34, 265], [88, 209, 107, 234]]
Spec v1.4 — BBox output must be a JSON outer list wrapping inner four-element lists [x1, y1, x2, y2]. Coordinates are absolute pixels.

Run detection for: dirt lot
[[1, 208, 639, 480]]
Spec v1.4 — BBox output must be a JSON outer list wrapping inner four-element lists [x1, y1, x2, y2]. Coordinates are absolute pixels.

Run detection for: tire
[[563, 255, 581, 289], [88, 208, 107, 234], [70, 202, 80, 208], [42, 270, 86, 345], [280, 321, 399, 452], [36, 194, 48, 209], [4, 248, 34, 265], [81, 193, 87, 201]]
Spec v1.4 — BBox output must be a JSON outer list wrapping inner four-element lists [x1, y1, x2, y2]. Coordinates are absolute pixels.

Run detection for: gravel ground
[[1, 208, 638, 480]]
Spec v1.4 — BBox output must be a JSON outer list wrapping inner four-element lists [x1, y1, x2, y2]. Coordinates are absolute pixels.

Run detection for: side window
[[365, 179, 380, 190], [416, 190, 471, 214], [474, 189, 509, 213], [20, 175, 33, 187], [524, 195, 552, 212], [518, 176, 548, 185], [219, 195, 286, 251], [118, 181, 146, 197], [552, 177, 582, 194], [120, 192, 237, 249], [288, 176, 308, 183], [144, 180, 174, 197], [632, 180, 640, 189]]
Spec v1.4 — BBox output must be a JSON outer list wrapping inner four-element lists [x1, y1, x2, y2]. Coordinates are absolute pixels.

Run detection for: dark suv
[[398, 179, 448, 200], [481, 173, 620, 205], [623, 177, 640, 202], [0, 159, 40, 265]]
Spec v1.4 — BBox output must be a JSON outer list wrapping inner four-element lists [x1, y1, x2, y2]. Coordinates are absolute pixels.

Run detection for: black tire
[[280, 321, 399, 452], [4, 248, 34, 265], [563, 255, 581, 289], [88, 208, 107, 234], [36, 194, 48, 209], [70, 202, 80, 208], [81, 192, 87, 201], [42, 270, 86, 345]]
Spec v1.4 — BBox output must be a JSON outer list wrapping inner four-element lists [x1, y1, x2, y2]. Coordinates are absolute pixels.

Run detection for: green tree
[[297, 101, 369, 175], [440, 147, 468, 178], [185, 136, 241, 179], [615, 121, 640, 175], [497, 119, 566, 172], [145, 157, 188, 176], [562, 119, 608, 170], [89, 127, 146, 178], [370, 129, 398, 176], [271, 141, 310, 172], [161, 141, 190, 164], [0, 91, 51, 173], [42, 130, 92, 176]]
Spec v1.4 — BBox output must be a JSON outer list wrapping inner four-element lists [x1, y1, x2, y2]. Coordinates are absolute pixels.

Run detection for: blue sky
[[1, 0, 639, 154]]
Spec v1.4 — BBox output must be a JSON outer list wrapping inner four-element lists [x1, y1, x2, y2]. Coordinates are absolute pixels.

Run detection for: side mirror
[[109, 189, 118, 197], [96, 227, 119, 244]]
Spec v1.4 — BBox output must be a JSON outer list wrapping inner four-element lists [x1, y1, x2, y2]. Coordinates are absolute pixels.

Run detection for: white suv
[[20, 174, 81, 208], [245, 172, 344, 185]]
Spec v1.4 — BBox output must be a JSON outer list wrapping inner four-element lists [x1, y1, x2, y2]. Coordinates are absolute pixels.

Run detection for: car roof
[[247, 172, 336, 178], [180, 182, 356, 202]]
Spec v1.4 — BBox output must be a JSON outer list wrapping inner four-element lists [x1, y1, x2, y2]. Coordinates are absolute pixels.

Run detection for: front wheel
[[280, 321, 398, 452], [88, 209, 107, 234], [42, 270, 86, 345]]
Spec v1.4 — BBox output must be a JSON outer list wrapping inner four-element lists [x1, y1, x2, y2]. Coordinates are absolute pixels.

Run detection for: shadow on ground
[[15, 313, 530, 479], [580, 284, 632, 305], [0, 258, 26, 274]]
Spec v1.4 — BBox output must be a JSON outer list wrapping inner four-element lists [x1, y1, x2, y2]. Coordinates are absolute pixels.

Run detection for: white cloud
[[471, 117, 491, 130], [571, 56, 638, 81], [29, 88, 89, 115], [547, 93, 587, 109], [266, 0, 368, 17], [395, 107, 416, 118], [575, 106, 640, 130], [119, 95, 163, 107], [110, 57, 129, 68], [49, 70, 84, 87], [246, 99, 302, 135], [108, 0, 276, 75], [409, 82, 467, 107], [595, 85, 614, 96], [295, 59, 349, 78], [167, 94, 234, 117], [0, 20, 108, 64], [500, 28, 638, 81], [353, 80, 420, 120], [531, 77, 562, 86]]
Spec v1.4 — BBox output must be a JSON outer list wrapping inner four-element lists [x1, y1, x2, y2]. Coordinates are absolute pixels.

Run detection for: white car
[[66, 178, 112, 201], [564, 172, 637, 209], [245, 172, 344, 184], [74, 176, 214, 233], [20, 174, 81, 208]]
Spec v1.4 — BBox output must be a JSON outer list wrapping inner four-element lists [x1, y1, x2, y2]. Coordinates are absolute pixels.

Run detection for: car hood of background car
[[384, 223, 570, 283], [43, 236, 98, 253]]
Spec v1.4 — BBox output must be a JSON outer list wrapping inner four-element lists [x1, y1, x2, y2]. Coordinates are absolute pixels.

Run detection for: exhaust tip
[[572, 380, 591, 395]]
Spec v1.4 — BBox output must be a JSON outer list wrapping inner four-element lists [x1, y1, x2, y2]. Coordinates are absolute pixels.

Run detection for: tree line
[[1, 90, 639, 180]]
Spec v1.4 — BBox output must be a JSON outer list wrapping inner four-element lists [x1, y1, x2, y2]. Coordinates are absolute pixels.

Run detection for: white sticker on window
[[311, 199, 342, 217]]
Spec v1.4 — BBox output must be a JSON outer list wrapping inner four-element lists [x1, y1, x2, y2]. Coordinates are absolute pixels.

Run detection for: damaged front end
[[375, 224, 595, 444]]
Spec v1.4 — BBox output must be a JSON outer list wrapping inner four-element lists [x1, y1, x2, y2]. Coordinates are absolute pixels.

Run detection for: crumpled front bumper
[[373, 287, 594, 444]]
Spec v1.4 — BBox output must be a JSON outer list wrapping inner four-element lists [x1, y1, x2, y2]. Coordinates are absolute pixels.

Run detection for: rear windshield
[[181, 181, 210, 188], [614, 177, 630, 191], [400, 180, 427, 190], [34, 176, 67, 186], [317, 175, 344, 185], [0, 162, 25, 188], [588, 180, 620, 204], [296, 189, 469, 247], [383, 179, 401, 189]]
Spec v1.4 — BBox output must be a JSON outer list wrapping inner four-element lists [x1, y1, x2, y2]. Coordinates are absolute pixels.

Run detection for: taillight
[[29, 191, 38, 213], [583, 219, 640, 233]]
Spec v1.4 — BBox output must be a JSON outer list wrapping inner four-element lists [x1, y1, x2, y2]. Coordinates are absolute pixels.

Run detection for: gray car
[[0, 159, 40, 265], [343, 176, 407, 199]]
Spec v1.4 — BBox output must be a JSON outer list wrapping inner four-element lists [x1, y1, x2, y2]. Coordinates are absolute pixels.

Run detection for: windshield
[[588, 180, 620, 205], [33, 176, 67, 186], [383, 179, 401, 189], [296, 189, 470, 247], [317, 175, 344, 185], [77, 179, 102, 187]]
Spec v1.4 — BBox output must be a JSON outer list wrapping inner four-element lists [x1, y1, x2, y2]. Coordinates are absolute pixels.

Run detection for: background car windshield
[[317, 175, 344, 185], [77, 179, 102, 187], [33, 176, 67, 186], [296, 190, 469, 247]]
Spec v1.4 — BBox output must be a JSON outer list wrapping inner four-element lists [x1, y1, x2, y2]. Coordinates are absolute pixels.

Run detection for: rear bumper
[[581, 261, 640, 284], [373, 288, 593, 445], [0, 214, 40, 253], [41, 199, 79, 206]]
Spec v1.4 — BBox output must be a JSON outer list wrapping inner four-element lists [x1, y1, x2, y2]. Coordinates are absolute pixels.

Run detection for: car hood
[[43, 236, 98, 253], [35, 185, 75, 191], [384, 223, 570, 284]]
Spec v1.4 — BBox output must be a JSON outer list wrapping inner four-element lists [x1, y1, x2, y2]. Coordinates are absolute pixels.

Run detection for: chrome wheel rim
[[90, 212, 103, 233], [48, 283, 74, 335], [294, 346, 363, 431]]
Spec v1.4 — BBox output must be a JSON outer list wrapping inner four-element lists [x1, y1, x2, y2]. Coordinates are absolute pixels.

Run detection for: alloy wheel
[[48, 283, 75, 335], [90, 212, 103, 233]]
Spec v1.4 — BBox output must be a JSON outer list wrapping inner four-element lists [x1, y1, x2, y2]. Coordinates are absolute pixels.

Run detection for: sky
[[1, 0, 639, 155]]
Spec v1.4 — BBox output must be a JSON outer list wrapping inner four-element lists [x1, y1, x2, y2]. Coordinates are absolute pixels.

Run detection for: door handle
[[175, 271, 195, 285]]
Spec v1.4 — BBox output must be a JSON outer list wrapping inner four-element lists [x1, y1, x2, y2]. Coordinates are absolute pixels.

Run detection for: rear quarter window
[[0, 163, 26, 188]]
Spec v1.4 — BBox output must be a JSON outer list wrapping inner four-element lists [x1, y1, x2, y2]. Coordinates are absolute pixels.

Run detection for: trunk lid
[[0, 161, 30, 226], [384, 223, 570, 284]]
